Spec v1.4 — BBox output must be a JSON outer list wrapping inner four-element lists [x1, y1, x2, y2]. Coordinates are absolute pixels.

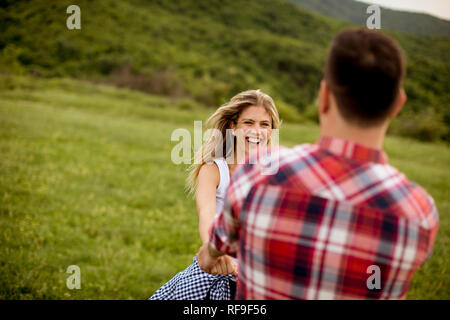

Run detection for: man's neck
[[320, 120, 388, 150]]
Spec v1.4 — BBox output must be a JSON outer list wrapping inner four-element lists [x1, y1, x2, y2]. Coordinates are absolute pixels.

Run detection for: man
[[197, 28, 439, 299]]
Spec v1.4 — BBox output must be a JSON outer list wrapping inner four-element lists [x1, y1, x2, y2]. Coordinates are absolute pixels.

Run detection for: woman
[[150, 89, 280, 300]]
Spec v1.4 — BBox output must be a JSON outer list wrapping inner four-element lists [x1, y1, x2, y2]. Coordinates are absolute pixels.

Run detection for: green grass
[[0, 75, 448, 299]]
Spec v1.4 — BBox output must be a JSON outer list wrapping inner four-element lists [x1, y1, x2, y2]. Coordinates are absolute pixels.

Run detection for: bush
[[301, 101, 319, 124], [0, 44, 25, 75], [390, 109, 448, 143], [176, 98, 198, 111], [275, 100, 303, 123]]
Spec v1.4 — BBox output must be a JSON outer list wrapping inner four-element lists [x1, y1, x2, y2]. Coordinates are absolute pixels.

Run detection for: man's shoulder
[[366, 164, 439, 227], [232, 143, 318, 190], [252, 143, 320, 175], [402, 179, 438, 218], [272, 142, 319, 165], [382, 163, 436, 207], [243, 143, 318, 169], [282, 142, 318, 156]]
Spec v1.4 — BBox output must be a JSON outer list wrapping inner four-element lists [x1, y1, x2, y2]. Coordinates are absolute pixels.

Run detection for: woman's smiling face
[[232, 105, 273, 157]]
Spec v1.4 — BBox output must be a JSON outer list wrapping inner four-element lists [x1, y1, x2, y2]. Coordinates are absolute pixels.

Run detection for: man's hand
[[211, 255, 237, 276], [196, 242, 221, 274]]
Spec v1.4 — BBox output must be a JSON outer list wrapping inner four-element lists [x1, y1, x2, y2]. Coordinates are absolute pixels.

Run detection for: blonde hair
[[186, 89, 280, 195]]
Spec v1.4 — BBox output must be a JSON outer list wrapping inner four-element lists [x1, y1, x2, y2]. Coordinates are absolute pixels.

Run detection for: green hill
[[290, 0, 450, 37], [1, 0, 449, 141], [0, 74, 449, 299]]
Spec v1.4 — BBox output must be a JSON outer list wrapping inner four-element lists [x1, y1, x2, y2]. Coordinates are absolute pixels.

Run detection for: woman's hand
[[210, 255, 237, 276], [197, 243, 220, 274]]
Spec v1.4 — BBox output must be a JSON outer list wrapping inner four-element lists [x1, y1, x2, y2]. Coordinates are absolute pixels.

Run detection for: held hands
[[197, 243, 237, 276], [210, 255, 237, 276], [197, 243, 219, 274]]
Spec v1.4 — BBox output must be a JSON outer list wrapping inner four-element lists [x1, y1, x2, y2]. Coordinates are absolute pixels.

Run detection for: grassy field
[[0, 75, 448, 299]]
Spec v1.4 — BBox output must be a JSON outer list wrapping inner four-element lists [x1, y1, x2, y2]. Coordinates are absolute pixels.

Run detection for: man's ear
[[389, 88, 407, 118], [319, 80, 330, 115]]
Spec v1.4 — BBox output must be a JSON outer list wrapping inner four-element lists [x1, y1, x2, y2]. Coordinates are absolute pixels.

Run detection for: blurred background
[[0, 0, 448, 299]]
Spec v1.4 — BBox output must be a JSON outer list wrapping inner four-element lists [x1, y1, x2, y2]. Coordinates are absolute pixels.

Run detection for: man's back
[[209, 137, 439, 299]]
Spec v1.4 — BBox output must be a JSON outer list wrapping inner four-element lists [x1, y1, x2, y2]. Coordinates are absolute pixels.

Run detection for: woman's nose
[[248, 128, 260, 136]]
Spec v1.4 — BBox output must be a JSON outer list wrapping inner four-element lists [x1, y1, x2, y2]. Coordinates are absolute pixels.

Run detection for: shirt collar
[[317, 136, 388, 164]]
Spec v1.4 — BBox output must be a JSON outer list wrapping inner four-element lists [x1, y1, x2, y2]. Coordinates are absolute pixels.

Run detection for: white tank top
[[212, 157, 230, 215]]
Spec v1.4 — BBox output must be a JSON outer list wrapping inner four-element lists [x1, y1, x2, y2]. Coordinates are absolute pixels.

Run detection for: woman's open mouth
[[246, 137, 261, 145]]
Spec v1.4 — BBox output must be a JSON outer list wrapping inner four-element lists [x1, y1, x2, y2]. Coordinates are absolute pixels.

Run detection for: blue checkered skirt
[[149, 256, 236, 300]]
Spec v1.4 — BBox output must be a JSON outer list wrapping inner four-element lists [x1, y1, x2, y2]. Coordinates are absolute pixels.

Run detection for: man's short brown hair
[[324, 28, 406, 126]]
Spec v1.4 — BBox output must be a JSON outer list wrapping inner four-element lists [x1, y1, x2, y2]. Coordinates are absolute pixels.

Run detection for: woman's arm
[[196, 163, 237, 276], [196, 163, 220, 245]]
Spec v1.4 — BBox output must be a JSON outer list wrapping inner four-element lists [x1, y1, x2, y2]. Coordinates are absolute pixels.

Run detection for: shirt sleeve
[[423, 194, 439, 263]]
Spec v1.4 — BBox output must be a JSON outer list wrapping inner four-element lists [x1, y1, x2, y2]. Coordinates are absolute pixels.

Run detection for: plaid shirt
[[208, 136, 439, 299]]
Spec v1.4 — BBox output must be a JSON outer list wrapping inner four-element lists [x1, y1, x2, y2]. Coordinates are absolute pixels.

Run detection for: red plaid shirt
[[209, 136, 439, 299]]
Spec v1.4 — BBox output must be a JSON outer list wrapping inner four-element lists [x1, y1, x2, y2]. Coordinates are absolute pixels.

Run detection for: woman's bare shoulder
[[198, 162, 220, 187]]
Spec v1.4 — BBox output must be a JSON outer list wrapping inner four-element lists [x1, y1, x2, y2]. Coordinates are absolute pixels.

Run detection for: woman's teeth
[[247, 137, 260, 144]]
